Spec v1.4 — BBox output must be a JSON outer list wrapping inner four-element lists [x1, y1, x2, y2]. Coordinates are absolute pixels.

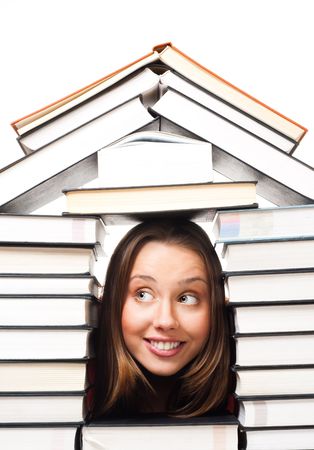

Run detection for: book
[[237, 396, 314, 427], [159, 70, 297, 153], [17, 68, 160, 154], [0, 327, 93, 360], [215, 238, 314, 272], [0, 360, 88, 392], [97, 131, 214, 187], [63, 181, 257, 221], [234, 366, 314, 397], [234, 332, 314, 366], [0, 213, 106, 245], [0, 296, 98, 326], [0, 392, 85, 424], [0, 274, 101, 298], [232, 302, 314, 333], [240, 426, 314, 450], [81, 415, 239, 450], [210, 204, 314, 243], [0, 245, 100, 276], [12, 43, 307, 143], [225, 269, 314, 303], [0, 426, 79, 450], [150, 89, 314, 205], [0, 96, 155, 213]]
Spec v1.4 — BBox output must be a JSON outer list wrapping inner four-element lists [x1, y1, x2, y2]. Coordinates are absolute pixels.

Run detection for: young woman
[[91, 218, 230, 419]]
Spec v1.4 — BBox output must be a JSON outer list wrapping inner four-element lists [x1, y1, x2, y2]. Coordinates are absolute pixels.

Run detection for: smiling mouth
[[144, 339, 185, 353]]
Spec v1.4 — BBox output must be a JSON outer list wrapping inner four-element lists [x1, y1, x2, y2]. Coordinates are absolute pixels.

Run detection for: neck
[[141, 370, 178, 414]]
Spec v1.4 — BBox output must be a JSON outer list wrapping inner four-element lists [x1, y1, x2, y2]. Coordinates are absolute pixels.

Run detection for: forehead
[[131, 241, 206, 273]]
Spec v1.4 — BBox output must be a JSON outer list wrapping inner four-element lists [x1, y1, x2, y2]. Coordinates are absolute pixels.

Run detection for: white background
[[1, 0, 313, 170]]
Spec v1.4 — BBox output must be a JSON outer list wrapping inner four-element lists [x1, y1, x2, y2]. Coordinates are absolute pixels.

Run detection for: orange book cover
[[11, 49, 156, 132], [154, 42, 307, 137]]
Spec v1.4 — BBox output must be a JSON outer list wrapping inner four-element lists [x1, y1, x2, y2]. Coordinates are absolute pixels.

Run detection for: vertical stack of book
[[0, 214, 106, 450], [211, 205, 314, 450]]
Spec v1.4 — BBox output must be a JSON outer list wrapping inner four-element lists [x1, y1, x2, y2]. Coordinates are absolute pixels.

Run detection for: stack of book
[[211, 205, 314, 450], [0, 43, 313, 449], [2, 42, 312, 216], [0, 214, 106, 450]]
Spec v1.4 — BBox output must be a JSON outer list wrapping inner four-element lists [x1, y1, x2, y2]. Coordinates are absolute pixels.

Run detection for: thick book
[[225, 269, 314, 304], [63, 181, 258, 220], [0, 296, 98, 327], [12, 43, 307, 143], [159, 70, 297, 153], [0, 392, 85, 424], [0, 360, 88, 392], [0, 274, 101, 298], [233, 365, 314, 397], [81, 415, 239, 450], [0, 213, 106, 245], [0, 96, 155, 213], [234, 331, 314, 366], [0, 243, 108, 286], [0, 326, 93, 360], [150, 89, 314, 205], [17, 68, 160, 154], [210, 204, 314, 243], [231, 302, 314, 334], [240, 426, 314, 450], [97, 131, 214, 187], [215, 237, 314, 272], [0, 245, 98, 276], [0, 425, 79, 450], [237, 395, 314, 428]]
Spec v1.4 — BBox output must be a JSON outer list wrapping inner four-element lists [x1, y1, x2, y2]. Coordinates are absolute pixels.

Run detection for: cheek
[[182, 307, 211, 344], [121, 298, 149, 339]]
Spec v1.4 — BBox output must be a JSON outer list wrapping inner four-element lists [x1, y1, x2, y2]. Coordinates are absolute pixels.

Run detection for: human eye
[[135, 290, 154, 302], [178, 294, 199, 305]]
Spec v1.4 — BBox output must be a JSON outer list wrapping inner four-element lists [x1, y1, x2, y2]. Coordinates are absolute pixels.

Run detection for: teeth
[[150, 341, 181, 350]]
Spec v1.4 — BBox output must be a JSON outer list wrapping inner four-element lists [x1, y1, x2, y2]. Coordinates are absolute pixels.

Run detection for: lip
[[144, 338, 185, 357]]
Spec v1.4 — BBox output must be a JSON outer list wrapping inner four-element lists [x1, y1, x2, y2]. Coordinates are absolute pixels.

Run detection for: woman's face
[[121, 241, 211, 377]]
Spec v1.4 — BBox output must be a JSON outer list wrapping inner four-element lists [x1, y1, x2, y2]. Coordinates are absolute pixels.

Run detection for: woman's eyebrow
[[129, 274, 157, 282], [178, 277, 208, 286]]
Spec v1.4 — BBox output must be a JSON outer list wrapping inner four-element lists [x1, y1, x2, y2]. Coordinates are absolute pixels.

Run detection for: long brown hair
[[91, 218, 230, 418]]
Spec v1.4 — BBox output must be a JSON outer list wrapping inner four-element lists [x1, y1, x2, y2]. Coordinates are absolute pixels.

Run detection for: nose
[[152, 299, 179, 331]]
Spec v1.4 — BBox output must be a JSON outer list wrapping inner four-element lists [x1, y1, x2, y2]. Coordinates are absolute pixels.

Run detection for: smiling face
[[121, 241, 211, 377]]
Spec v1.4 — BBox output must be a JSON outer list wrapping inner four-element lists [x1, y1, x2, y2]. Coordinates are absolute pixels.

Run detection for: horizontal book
[[63, 181, 258, 218], [160, 70, 296, 153], [0, 360, 88, 392], [17, 68, 160, 154], [0, 274, 101, 298], [225, 269, 314, 303], [0, 296, 98, 327], [216, 238, 314, 272], [0, 245, 99, 276], [0, 96, 155, 213], [234, 366, 314, 397], [0, 213, 106, 245], [0, 327, 93, 359], [0, 392, 85, 424], [234, 332, 314, 366], [150, 89, 314, 205], [232, 302, 314, 333], [0, 426, 79, 450], [240, 426, 314, 450], [12, 43, 307, 143], [97, 131, 213, 187], [238, 396, 314, 428], [81, 415, 239, 450], [210, 204, 314, 243]]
